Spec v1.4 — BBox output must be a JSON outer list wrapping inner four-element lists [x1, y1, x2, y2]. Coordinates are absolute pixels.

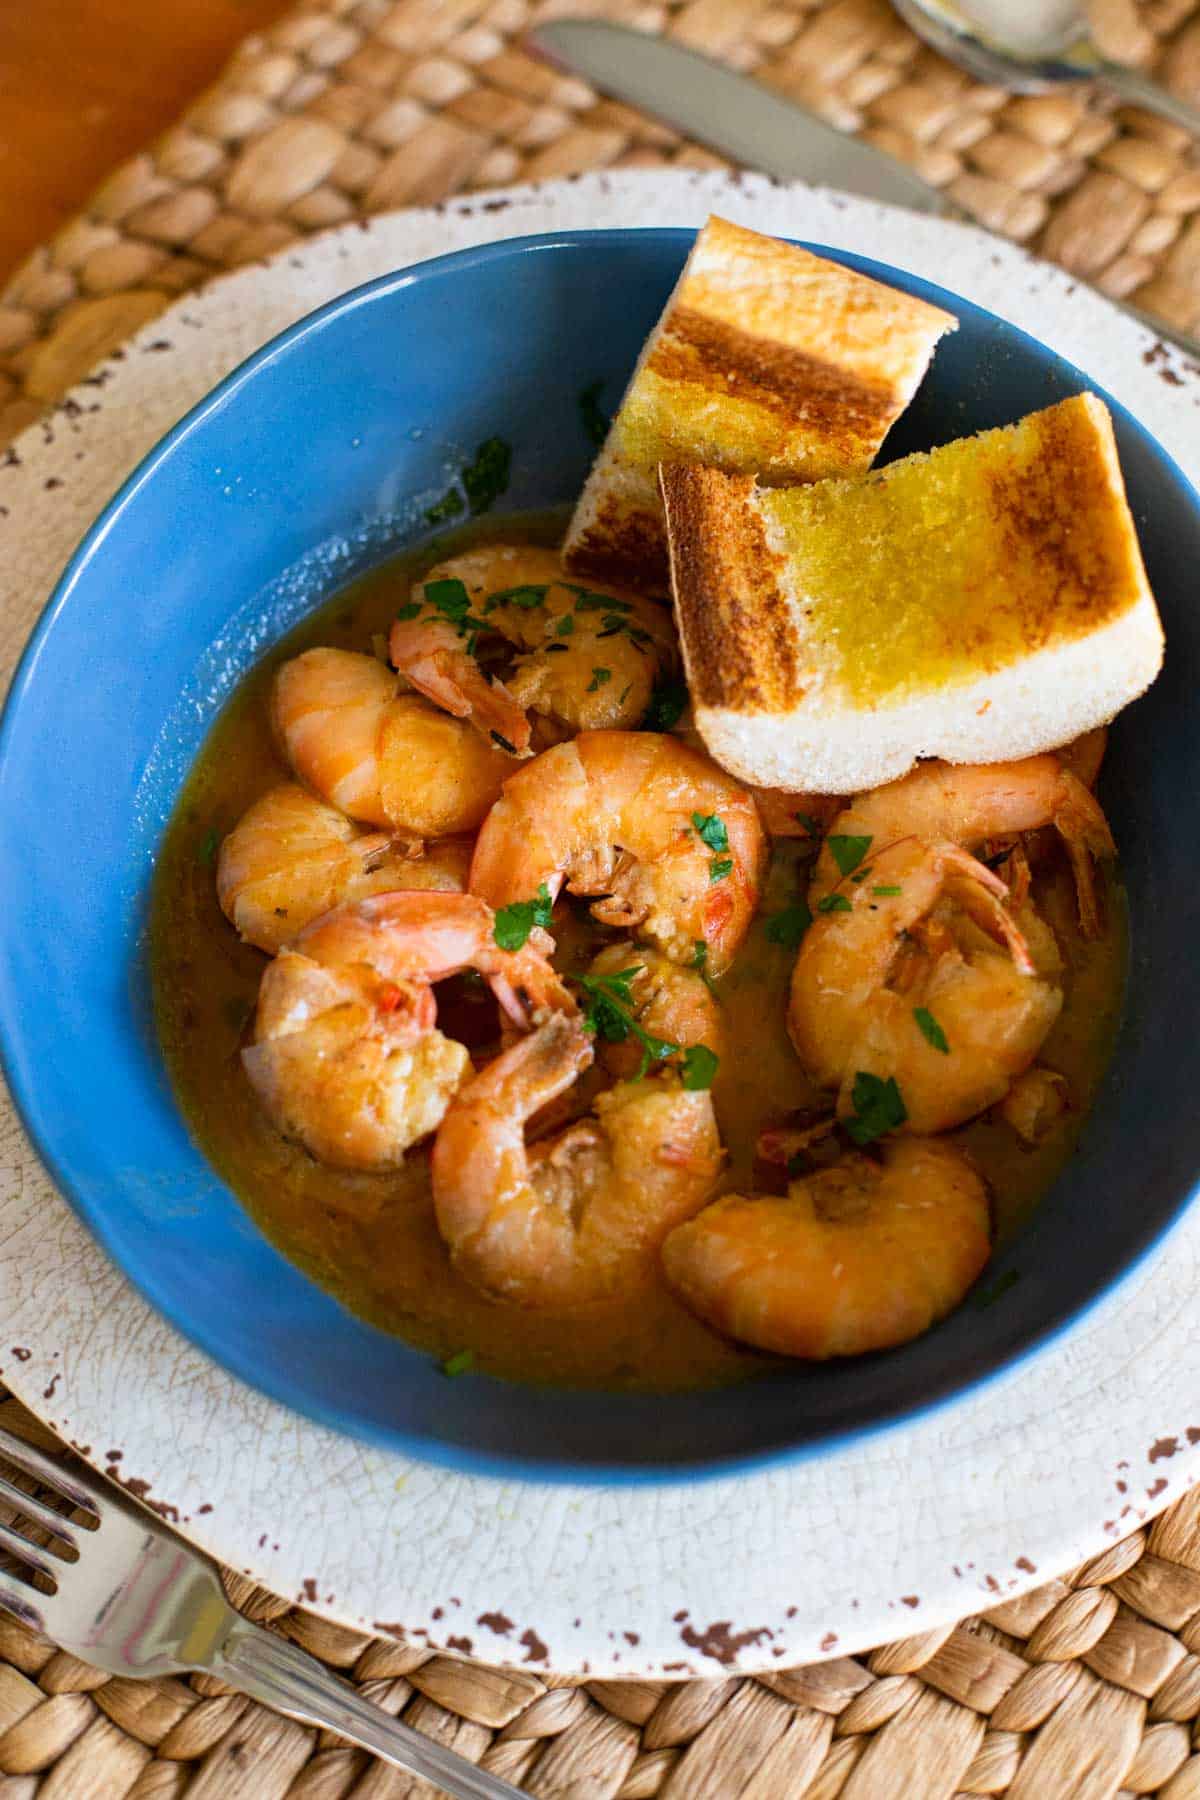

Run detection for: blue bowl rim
[[1, 225, 1198, 1488]]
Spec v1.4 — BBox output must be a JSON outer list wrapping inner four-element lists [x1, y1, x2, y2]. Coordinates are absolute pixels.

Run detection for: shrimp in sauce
[[243, 892, 570, 1172], [470, 730, 768, 973], [153, 511, 1130, 1387], [272, 647, 511, 837], [390, 546, 676, 749], [217, 782, 470, 955], [662, 1137, 991, 1359], [432, 1011, 723, 1307], [791, 754, 1115, 1133]]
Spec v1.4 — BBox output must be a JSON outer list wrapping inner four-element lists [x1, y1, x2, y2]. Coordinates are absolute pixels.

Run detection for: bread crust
[[563, 215, 957, 594], [662, 393, 1164, 793]]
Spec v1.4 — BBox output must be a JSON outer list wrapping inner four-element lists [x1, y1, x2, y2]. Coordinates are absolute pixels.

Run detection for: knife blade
[[529, 17, 1200, 361], [527, 19, 944, 213]]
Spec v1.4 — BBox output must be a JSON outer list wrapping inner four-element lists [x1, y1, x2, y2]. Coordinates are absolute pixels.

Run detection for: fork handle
[[216, 1619, 529, 1800]]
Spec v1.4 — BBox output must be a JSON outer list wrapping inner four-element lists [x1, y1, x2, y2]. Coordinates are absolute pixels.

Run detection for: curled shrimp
[[431, 1011, 723, 1307], [662, 1137, 991, 1359], [791, 753, 1115, 1134], [584, 943, 724, 1081], [470, 730, 768, 973], [390, 546, 676, 749], [790, 836, 1063, 1134], [272, 647, 511, 837], [813, 753, 1115, 936], [217, 782, 470, 955], [243, 892, 571, 1171]]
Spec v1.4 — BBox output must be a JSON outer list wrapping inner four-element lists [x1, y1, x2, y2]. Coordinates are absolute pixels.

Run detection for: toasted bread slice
[[660, 392, 1164, 794], [562, 214, 957, 594]]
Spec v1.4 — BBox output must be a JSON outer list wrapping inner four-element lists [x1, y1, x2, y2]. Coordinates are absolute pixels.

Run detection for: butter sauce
[[151, 515, 1126, 1390]]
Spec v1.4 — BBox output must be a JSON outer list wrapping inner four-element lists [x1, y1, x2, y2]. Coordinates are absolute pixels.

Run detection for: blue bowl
[[1, 229, 1198, 1484]]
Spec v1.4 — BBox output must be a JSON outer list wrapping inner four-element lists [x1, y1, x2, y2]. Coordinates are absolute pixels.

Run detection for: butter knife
[[528, 18, 1200, 361]]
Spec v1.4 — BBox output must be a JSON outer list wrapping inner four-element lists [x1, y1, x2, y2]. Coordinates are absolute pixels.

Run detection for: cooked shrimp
[[813, 753, 1115, 936], [470, 731, 768, 973], [749, 789, 840, 842], [790, 836, 1063, 1134], [390, 546, 675, 748], [243, 892, 570, 1171], [1058, 726, 1107, 792], [662, 1137, 991, 1359], [217, 782, 470, 955], [585, 943, 724, 1081], [432, 1011, 723, 1306], [999, 1066, 1070, 1144], [272, 647, 511, 837]]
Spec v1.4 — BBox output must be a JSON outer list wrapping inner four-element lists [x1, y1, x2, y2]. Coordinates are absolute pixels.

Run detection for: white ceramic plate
[[2, 171, 1199, 1678]]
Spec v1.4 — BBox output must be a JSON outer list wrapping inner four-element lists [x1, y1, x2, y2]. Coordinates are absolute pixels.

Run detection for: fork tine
[[0, 1517, 61, 1582], [0, 1576, 45, 1635], [0, 1475, 79, 1549], [0, 1426, 99, 1519]]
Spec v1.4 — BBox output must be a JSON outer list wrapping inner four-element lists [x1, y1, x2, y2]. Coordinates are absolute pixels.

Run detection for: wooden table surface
[[0, 0, 292, 284]]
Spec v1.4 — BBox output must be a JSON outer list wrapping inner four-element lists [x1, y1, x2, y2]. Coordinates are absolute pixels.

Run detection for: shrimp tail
[[389, 615, 532, 752], [472, 1012, 595, 1121], [1054, 770, 1116, 939], [938, 843, 1037, 977]]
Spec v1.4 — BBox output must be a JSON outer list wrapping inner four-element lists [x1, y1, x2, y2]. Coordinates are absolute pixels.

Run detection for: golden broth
[[151, 515, 1127, 1391]]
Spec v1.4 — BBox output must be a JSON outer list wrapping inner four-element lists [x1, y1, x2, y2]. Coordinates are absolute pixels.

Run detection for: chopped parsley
[[766, 900, 813, 950], [913, 1007, 950, 1054], [573, 590, 632, 614], [424, 487, 465, 526], [973, 1269, 1020, 1309], [393, 600, 422, 622], [576, 965, 677, 1079], [575, 966, 717, 1085], [617, 682, 632, 706], [424, 577, 471, 619], [424, 437, 511, 526], [485, 584, 548, 612], [850, 867, 874, 885], [587, 666, 612, 693], [793, 810, 823, 838], [462, 437, 511, 514], [709, 856, 734, 884], [419, 576, 491, 654], [579, 378, 610, 448], [871, 884, 902, 897], [681, 1045, 720, 1091], [691, 812, 728, 853], [555, 614, 575, 637], [827, 834, 873, 877], [492, 883, 553, 951], [816, 893, 852, 915], [642, 679, 688, 731], [441, 1348, 475, 1377], [691, 940, 708, 973], [198, 827, 220, 866], [845, 1072, 908, 1146]]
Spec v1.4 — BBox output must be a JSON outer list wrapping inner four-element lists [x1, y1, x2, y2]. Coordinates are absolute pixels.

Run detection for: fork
[[0, 1424, 529, 1799]]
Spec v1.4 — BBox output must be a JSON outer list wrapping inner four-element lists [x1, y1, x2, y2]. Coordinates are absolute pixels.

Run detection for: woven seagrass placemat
[[2, 1, 1200, 1794], [2, 0, 1200, 446]]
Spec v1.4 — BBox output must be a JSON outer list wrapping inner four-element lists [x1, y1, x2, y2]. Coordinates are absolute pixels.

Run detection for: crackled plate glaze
[[1, 173, 1199, 1675]]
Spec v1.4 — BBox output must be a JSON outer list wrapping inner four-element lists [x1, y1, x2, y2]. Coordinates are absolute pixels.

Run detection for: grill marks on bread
[[563, 214, 957, 593], [660, 393, 1163, 793], [650, 306, 896, 454], [660, 464, 799, 713]]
